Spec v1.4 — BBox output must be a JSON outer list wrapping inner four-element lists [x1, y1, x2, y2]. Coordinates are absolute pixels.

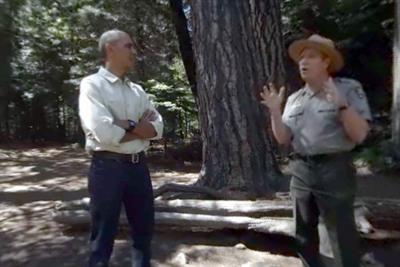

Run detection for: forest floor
[[0, 144, 400, 267]]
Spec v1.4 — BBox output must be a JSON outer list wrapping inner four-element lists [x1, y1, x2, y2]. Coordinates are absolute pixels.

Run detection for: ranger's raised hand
[[260, 83, 285, 113], [323, 78, 348, 107]]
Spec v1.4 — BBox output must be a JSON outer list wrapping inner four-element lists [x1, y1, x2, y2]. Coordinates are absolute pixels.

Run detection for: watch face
[[129, 120, 136, 128]]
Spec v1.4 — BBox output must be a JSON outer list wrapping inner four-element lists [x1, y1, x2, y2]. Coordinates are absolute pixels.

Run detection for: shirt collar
[[300, 85, 313, 98], [303, 84, 325, 98], [98, 67, 130, 84], [98, 67, 119, 83]]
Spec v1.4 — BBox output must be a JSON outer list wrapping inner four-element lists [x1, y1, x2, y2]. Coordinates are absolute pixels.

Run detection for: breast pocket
[[285, 105, 304, 128], [106, 97, 121, 109], [105, 97, 124, 117], [288, 106, 304, 118]]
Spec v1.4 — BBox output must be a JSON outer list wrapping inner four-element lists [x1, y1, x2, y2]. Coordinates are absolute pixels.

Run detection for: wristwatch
[[127, 119, 137, 131]]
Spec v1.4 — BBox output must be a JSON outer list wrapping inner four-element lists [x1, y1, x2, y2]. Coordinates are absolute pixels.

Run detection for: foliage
[[143, 58, 198, 139], [0, 0, 395, 147], [2, 0, 198, 142], [354, 139, 400, 173]]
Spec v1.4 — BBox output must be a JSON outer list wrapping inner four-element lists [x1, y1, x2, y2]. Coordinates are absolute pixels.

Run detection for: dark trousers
[[289, 153, 360, 267], [88, 154, 154, 267]]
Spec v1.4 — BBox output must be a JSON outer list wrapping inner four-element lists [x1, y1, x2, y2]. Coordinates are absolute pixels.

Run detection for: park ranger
[[260, 34, 371, 267]]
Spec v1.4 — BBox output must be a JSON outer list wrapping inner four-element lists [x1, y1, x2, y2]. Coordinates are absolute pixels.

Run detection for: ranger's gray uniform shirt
[[282, 77, 371, 155]]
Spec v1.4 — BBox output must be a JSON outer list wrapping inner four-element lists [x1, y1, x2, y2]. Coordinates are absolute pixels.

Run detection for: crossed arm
[[79, 78, 163, 146], [114, 110, 158, 143]]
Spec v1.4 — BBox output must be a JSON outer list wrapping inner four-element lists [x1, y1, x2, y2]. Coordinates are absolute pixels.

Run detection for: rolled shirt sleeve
[[79, 78, 125, 146], [140, 87, 163, 140]]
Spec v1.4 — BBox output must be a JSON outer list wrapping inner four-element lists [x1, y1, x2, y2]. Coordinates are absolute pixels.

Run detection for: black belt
[[92, 151, 144, 164], [289, 152, 350, 162]]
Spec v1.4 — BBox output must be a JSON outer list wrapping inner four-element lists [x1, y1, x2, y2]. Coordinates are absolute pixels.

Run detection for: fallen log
[[53, 210, 294, 236], [56, 198, 292, 217], [153, 183, 229, 199], [55, 197, 400, 236], [53, 209, 400, 241], [155, 199, 292, 217], [56, 197, 400, 231], [355, 197, 400, 231], [53, 197, 400, 261], [156, 213, 293, 235]]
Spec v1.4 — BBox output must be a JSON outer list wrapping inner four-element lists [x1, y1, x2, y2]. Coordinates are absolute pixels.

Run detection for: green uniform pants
[[289, 153, 360, 267]]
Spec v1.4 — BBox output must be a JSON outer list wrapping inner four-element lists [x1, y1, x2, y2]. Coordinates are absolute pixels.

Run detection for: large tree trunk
[[393, 0, 400, 153], [190, 0, 286, 197]]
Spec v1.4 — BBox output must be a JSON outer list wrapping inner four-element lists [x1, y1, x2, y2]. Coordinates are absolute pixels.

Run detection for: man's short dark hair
[[98, 29, 128, 60]]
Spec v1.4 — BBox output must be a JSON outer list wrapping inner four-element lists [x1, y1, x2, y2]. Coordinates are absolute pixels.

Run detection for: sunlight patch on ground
[[356, 166, 374, 176], [157, 244, 301, 267], [0, 177, 87, 192], [151, 171, 199, 182], [0, 161, 18, 167], [2, 184, 47, 192], [0, 166, 39, 179]]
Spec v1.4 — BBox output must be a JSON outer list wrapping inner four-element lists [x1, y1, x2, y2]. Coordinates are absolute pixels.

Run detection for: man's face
[[298, 48, 330, 80], [107, 34, 136, 70]]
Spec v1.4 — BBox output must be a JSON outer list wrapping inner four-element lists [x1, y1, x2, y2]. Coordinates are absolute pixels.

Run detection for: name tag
[[289, 111, 304, 118], [318, 108, 336, 113], [288, 105, 304, 118]]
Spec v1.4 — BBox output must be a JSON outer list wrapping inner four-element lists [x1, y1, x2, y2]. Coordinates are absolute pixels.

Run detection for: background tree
[[0, 0, 22, 139], [168, 0, 197, 98], [393, 0, 400, 156], [2, 0, 197, 144], [0, 0, 396, 173]]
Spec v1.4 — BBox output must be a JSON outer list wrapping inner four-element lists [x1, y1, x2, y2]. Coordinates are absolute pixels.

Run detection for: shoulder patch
[[336, 77, 364, 98], [336, 77, 361, 87], [353, 86, 366, 99]]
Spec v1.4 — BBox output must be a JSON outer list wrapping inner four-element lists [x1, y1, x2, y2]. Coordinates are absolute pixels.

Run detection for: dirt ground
[[0, 144, 399, 267]]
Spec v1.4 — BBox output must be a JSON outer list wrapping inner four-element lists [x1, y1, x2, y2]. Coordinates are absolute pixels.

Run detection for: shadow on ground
[[1, 145, 400, 266]]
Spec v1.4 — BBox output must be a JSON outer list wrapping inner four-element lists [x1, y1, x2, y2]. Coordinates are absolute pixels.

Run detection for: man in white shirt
[[79, 29, 163, 267]]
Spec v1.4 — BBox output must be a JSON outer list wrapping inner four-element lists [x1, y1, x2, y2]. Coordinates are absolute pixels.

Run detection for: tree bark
[[393, 0, 400, 154], [168, 0, 197, 97], [190, 0, 286, 196]]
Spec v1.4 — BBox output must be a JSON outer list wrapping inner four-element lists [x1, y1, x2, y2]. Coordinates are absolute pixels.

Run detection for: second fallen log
[[53, 210, 294, 236]]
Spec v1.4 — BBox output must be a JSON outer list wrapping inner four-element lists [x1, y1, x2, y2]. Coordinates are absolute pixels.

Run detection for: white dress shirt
[[79, 67, 163, 154]]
